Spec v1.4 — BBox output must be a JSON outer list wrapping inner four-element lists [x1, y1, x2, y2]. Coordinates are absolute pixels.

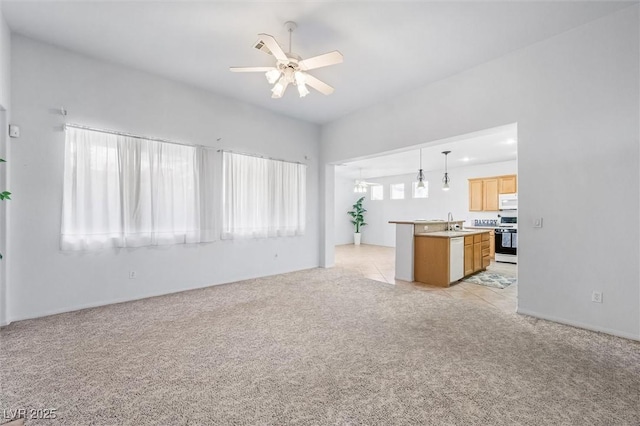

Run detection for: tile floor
[[335, 244, 518, 314]]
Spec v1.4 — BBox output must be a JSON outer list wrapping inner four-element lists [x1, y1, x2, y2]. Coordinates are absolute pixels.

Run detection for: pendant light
[[442, 150, 451, 191], [416, 148, 425, 189], [354, 168, 368, 193]]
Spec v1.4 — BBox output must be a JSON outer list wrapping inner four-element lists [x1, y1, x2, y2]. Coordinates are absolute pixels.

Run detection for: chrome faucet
[[447, 212, 454, 230]]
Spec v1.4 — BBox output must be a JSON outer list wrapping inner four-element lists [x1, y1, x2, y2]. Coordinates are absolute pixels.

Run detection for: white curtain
[[222, 152, 306, 239], [61, 127, 216, 250]]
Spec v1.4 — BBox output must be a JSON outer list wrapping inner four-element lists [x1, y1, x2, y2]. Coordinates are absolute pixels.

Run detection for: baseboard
[[517, 308, 640, 342], [6, 263, 320, 324]]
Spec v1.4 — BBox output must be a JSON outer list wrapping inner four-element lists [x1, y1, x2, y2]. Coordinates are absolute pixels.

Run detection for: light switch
[[8, 124, 20, 138], [533, 218, 543, 228]]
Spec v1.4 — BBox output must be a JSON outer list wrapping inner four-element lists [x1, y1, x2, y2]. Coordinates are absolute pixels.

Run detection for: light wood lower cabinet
[[464, 239, 474, 276], [464, 233, 490, 276], [481, 233, 491, 269], [414, 236, 450, 287], [415, 232, 491, 287]]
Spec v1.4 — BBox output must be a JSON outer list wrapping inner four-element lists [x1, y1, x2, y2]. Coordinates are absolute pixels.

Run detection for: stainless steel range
[[495, 216, 517, 264]]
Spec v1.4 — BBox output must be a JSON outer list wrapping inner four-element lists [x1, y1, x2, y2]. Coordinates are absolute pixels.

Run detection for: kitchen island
[[389, 220, 490, 286], [389, 220, 464, 281], [414, 230, 490, 287]]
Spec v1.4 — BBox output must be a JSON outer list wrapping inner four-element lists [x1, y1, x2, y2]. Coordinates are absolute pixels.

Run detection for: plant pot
[[354, 233, 361, 246]]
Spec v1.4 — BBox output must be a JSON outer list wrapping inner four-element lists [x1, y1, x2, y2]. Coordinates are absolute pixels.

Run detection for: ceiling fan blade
[[230, 66, 276, 73], [304, 74, 335, 95], [255, 34, 288, 62], [298, 51, 344, 71]]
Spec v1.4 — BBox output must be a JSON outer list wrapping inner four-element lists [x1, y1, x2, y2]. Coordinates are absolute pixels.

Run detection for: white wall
[[321, 7, 640, 339], [0, 5, 11, 325], [339, 160, 516, 247], [334, 175, 359, 245], [8, 36, 320, 322]]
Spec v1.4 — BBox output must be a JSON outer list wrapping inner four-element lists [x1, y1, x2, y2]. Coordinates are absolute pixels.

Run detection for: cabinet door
[[473, 242, 482, 272], [483, 179, 499, 211], [469, 180, 484, 211], [464, 244, 474, 276], [499, 175, 517, 194], [414, 237, 450, 286]]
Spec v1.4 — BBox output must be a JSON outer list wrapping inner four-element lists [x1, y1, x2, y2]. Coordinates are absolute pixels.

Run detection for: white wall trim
[[517, 308, 640, 342], [7, 265, 319, 324]]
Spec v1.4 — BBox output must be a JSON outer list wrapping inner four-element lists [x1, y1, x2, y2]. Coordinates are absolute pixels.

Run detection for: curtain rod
[[218, 149, 307, 166], [64, 123, 215, 150]]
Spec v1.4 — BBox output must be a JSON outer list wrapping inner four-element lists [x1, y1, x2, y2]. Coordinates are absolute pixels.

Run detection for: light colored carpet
[[462, 271, 517, 289], [1, 268, 638, 425]]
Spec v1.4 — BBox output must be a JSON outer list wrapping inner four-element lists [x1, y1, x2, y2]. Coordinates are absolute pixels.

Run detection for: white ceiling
[[335, 124, 517, 180], [1, 1, 634, 124]]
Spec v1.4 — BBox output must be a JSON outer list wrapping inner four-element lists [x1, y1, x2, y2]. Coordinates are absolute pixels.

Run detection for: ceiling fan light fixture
[[271, 78, 285, 98], [294, 70, 306, 84], [297, 83, 310, 98], [230, 22, 343, 99], [354, 182, 367, 193], [265, 69, 281, 84]]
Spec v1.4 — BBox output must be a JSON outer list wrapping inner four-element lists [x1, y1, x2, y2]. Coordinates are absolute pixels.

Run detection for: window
[[390, 183, 405, 200], [61, 127, 216, 250], [222, 152, 306, 239], [412, 181, 429, 198], [370, 185, 384, 201]]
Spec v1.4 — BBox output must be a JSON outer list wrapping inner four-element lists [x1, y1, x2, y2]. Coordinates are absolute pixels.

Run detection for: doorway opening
[[332, 123, 518, 313]]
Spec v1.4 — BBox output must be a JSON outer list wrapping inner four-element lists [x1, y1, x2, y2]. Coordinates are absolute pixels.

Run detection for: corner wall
[[322, 7, 640, 339], [8, 36, 321, 322], [0, 4, 11, 326]]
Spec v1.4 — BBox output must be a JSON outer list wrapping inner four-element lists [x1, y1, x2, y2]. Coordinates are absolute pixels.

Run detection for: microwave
[[499, 193, 518, 210]]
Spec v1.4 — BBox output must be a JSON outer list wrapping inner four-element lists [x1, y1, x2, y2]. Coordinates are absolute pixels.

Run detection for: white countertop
[[465, 225, 499, 230], [389, 220, 464, 225]]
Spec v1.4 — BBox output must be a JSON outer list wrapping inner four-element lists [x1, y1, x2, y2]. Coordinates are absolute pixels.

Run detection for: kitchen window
[[370, 185, 384, 201], [390, 183, 405, 200]]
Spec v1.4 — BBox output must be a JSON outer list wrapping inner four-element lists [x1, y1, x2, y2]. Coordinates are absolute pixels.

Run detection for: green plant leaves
[[347, 196, 367, 234]]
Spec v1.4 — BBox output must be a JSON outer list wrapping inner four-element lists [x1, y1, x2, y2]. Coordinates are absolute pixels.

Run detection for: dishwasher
[[449, 237, 464, 283]]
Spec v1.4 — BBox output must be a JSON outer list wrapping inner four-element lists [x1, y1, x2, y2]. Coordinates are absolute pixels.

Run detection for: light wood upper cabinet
[[483, 179, 499, 211], [468, 174, 516, 211], [498, 175, 517, 194], [469, 180, 484, 211]]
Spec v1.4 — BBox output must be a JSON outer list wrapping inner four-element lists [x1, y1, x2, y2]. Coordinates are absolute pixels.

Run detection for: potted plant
[[0, 158, 10, 260], [347, 196, 367, 245]]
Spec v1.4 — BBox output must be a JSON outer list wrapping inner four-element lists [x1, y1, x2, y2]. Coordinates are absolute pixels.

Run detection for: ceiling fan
[[230, 21, 343, 99], [353, 169, 378, 193]]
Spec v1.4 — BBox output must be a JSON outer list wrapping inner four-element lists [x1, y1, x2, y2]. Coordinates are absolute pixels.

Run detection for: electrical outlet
[[129, 271, 137, 279], [591, 291, 603, 303], [533, 218, 543, 228]]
